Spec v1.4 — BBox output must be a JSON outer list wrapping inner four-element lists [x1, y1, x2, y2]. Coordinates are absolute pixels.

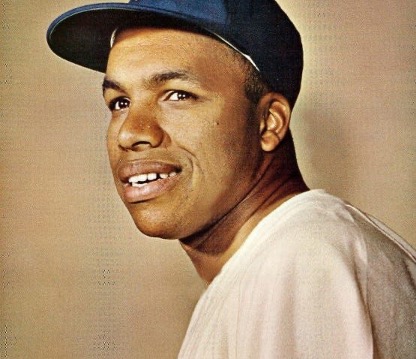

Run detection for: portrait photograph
[[1, 0, 415, 358]]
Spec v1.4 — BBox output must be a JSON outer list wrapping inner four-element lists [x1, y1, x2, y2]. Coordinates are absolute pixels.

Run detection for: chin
[[129, 212, 187, 240], [125, 198, 207, 240]]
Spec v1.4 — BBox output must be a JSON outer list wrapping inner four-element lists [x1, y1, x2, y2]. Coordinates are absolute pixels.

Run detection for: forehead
[[106, 27, 245, 82]]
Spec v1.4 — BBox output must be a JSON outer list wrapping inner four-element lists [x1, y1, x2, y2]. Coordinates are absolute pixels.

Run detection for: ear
[[258, 93, 292, 152]]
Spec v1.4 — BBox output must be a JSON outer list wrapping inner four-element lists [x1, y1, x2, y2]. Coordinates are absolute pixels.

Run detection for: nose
[[117, 106, 165, 151]]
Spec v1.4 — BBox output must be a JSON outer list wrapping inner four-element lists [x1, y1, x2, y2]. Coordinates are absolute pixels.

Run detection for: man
[[47, 0, 416, 357]]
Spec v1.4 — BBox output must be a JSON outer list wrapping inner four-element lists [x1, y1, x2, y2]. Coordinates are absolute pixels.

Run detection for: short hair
[[226, 49, 271, 106], [243, 61, 271, 105]]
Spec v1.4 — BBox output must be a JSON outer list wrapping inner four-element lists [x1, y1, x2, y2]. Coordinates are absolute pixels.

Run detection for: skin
[[104, 27, 308, 283]]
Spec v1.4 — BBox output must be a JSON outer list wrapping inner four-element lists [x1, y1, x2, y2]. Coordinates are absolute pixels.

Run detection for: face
[[104, 27, 266, 239]]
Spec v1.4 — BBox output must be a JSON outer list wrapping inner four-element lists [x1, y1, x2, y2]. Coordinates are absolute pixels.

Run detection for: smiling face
[[104, 27, 267, 239]]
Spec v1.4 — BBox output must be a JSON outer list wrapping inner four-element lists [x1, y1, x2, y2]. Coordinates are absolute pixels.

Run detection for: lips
[[117, 160, 182, 203]]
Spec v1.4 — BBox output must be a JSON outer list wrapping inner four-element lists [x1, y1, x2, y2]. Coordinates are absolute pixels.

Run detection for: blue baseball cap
[[47, 0, 303, 106]]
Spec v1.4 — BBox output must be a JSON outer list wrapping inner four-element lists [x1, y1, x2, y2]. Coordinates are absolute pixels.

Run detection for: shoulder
[[244, 190, 369, 279], [235, 191, 370, 314], [248, 190, 415, 274], [227, 191, 376, 357], [235, 190, 416, 357], [235, 189, 416, 314]]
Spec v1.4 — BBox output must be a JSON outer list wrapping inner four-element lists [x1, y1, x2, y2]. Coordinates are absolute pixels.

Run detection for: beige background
[[1, 0, 415, 358]]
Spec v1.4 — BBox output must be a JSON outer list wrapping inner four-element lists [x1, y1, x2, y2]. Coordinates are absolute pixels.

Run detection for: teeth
[[128, 174, 147, 183], [138, 174, 148, 182], [147, 173, 157, 181], [128, 171, 178, 185]]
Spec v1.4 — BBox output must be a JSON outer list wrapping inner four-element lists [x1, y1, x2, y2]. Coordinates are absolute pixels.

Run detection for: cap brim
[[47, 2, 224, 72]]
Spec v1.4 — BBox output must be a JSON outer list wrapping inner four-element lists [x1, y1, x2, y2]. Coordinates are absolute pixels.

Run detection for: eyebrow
[[102, 70, 200, 95], [102, 78, 124, 95]]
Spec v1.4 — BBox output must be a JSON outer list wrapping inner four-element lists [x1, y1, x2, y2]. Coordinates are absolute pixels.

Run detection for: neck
[[179, 144, 308, 284]]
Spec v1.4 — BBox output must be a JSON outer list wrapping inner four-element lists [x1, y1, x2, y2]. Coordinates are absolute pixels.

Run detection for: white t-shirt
[[179, 190, 416, 358]]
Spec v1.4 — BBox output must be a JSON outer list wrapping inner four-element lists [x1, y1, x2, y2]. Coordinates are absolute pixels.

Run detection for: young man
[[47, 0, 416, 357]]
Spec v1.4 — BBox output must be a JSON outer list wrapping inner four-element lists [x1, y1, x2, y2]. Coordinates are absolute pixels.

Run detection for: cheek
[[106, 121, 121, 169], [191, 113, 260, 183]]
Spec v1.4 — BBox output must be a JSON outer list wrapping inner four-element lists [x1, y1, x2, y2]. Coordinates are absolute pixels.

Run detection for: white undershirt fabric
[[178, 190, 416, 359]]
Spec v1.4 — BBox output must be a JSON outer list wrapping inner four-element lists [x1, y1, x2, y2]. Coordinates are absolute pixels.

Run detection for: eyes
[[107, 90, 195, 112], [167, 91, 194, 101], [109, 98, 130, 111]]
